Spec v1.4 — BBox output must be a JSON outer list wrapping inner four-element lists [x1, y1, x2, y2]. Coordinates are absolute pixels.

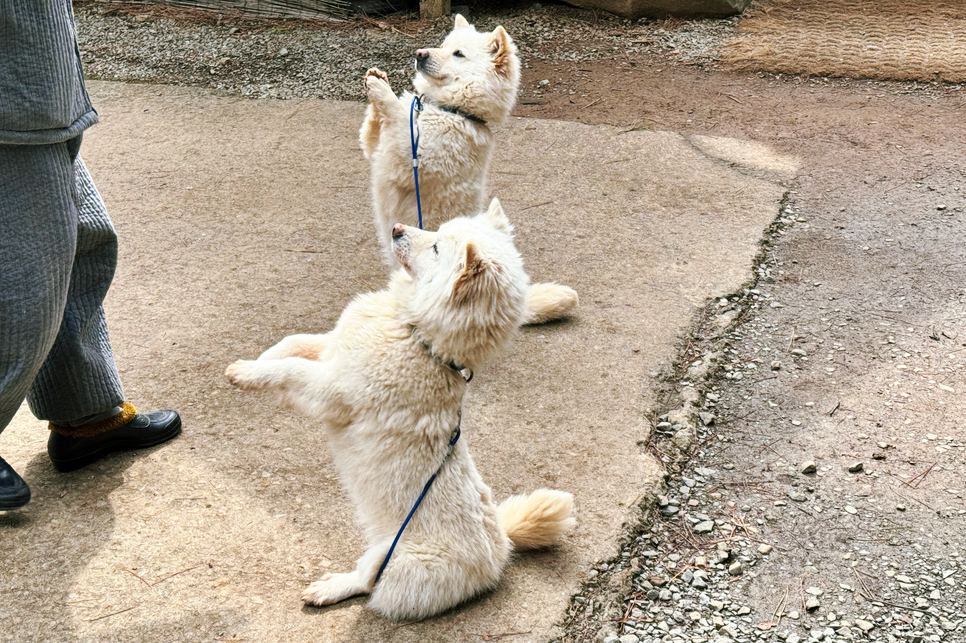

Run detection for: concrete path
[[0, 82, 792, 642]]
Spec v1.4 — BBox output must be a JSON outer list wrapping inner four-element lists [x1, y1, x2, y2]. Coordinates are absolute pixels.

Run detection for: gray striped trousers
[[0, 136, 124, 433]]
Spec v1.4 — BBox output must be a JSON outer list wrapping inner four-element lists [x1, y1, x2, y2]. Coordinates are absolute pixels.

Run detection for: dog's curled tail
[[498, 489, 575, 550], [523, 283, 578, 325]]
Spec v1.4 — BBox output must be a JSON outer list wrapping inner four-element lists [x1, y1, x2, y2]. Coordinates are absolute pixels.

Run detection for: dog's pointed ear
[[489, 26, 515, 72], [482, 197, 513, 233], [454, 14, 470, 29], [453, 241, 486, 303]]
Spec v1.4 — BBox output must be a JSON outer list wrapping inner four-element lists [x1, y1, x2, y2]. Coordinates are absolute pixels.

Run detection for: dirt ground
[[518, 32, 966, 643]]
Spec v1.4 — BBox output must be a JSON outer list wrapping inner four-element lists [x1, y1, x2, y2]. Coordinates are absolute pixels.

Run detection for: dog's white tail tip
[[523, 283, 578, 325], [498, 488, 575, 550]]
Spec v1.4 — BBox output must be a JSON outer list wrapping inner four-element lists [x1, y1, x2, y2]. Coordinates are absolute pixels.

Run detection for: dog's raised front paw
[[365, 68, 393, 100], [225, 360, 266, 391]]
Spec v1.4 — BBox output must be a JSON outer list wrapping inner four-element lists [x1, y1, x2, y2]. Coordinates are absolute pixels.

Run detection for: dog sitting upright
[[360, 15, 578, 325], [225, 199, 575, 620]]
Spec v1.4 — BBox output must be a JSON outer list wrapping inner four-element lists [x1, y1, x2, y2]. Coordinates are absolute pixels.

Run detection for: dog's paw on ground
[[301, 572, 367, 606]]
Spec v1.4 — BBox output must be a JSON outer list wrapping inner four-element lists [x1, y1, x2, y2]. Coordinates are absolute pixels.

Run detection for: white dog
[[225, 199, 575, 620], [360, 15, 578, 326]]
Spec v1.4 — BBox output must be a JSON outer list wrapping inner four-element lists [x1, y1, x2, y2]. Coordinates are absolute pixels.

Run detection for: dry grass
[[723, 0, 966, 83]]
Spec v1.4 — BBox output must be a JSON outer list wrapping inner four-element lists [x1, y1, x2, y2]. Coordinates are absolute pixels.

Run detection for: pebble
[[757, 543, 773, 555], [694, 520, 715, 534], [801, 460, 817, 474], [728, 561, 743, 575], [848, 461, 864, 473]]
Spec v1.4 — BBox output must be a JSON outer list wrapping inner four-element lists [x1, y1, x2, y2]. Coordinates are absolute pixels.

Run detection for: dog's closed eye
[[432, 242, 439, 256], [453, 50, 465, 58]]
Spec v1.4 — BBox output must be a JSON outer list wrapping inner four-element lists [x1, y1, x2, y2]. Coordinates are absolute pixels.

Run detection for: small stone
[[737, 606, 751, 615], [787, 610, 800, 619], [694, 520, 715, 534], [805, 597, 821, 611], [844, 505, 857, 514], [538, 79, 550, 86], [770, 360, 782, 370], [699, 412, 715, 426], [728, 561, 743, 576], [788, 491, 808, 502], [619, 635, 640, 643], [757, 544, 773, 555], [805, 587, 824, 596], [659, 589, 672, 601], [854, 619, 874, 632], [896, 504, 907, 511], [801, 461, 817, 474], [848, 462, 864, 473], [791, 349, 807, 357]]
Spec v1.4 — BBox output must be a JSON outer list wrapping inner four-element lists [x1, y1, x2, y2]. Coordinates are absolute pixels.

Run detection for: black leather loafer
[[0, 455, 30, 510], [48, 409, 182, 473]]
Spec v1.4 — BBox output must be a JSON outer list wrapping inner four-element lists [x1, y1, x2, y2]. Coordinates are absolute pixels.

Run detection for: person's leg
[[0, 141, 78, 509], [34, 152, 181, 473], [27, 154, 125, 423]]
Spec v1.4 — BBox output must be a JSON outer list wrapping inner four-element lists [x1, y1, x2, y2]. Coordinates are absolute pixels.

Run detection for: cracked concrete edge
[[552, 189, 796, 643]]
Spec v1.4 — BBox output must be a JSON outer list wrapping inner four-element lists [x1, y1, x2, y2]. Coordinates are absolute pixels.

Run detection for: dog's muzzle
[[415, 50, 439, 76]]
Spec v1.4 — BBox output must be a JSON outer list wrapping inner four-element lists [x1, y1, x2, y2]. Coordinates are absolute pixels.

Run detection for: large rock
[[563, 0, 750, 20]]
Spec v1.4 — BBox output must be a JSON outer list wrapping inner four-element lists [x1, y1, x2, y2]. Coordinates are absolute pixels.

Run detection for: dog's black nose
[[415, 49, 430, 62], [391, 223, 406, 239]]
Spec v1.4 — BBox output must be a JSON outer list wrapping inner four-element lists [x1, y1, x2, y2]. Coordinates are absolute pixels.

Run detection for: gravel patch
[[74, 2, 737, 100]]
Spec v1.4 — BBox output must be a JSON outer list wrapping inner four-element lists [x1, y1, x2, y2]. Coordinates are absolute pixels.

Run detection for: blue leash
[[373, 422, 461, 584], [409, 95, 424, 229]]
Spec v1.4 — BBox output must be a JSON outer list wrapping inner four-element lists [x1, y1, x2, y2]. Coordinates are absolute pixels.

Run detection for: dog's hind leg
[[302, 541, 390, 607]]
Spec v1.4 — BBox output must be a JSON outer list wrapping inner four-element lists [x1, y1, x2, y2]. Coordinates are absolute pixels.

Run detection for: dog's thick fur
[[360, 15, 578, 326], [226, 199, 575, 620]]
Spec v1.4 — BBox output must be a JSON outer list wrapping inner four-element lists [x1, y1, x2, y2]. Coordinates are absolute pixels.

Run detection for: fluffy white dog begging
[[226, 199, 575, 620], [360, 15, 578, 325]]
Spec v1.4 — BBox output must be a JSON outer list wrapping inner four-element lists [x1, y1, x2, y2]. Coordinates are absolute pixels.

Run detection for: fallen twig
[[87, 605, 137, 622]]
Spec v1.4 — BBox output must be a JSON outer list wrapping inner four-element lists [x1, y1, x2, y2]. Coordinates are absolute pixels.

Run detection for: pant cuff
[[49, 402, 137, 438]]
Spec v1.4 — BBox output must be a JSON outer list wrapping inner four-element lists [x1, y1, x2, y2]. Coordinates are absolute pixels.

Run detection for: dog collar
[[420, 96, 487, 126], [411, 325, 474, 382]]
